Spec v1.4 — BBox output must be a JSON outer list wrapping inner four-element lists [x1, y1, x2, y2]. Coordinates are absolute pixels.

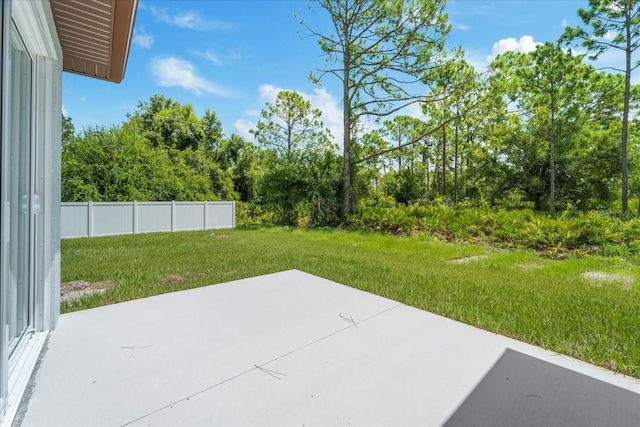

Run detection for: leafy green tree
[[481, 51, 635, 212], [629, 120, 640, 214], [62, 114, 75, 145], [569, 121, 621, 209], [252, 89, 338, 224], [61, 125, 177, 202], [420, 55, 481, 202], [357, 130, 388, 202], [166, 148, 224, 201], [381, 116, 427, 172], [493, 44, 589, 213], [214, 134, 266, 203], [377, 116, 428, 203], [173, 147, 236, 200], [306, 149, 343, 225], [563, 0, 640, 217], [252, 90, 332, 158], [62, 123, 234, 202], [201, 109, 224, 150], [127, 94, 205, 151], [306, 0, 450, 217]]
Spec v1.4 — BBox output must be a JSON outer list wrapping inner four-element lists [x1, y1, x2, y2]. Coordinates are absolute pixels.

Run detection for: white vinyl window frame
[[0, 1, 62, 424], [0, 0, 9, 417]]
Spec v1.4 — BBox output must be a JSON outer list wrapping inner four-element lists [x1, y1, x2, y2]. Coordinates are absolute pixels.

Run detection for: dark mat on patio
[[445, 348, 640, 427]]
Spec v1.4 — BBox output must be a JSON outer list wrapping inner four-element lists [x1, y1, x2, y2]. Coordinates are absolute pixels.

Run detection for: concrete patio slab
[[16, 270, 640, 426]]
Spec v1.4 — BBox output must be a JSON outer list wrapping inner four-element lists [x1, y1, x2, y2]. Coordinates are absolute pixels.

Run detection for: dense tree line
[[62, 0, 640, 225], [62, 93, 344, 225]]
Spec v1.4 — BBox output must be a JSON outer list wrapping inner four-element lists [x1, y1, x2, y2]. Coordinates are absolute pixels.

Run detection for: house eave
[[49, 0, 137, 83]]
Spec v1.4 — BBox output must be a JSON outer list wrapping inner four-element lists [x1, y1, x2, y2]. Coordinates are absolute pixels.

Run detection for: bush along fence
[[348, 205, 640, 258], [61, 201, 235, 238]]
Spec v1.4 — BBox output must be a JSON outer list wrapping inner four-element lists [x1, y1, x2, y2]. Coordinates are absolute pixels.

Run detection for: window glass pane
[[4, 22, 31, 357], [0, 0, 6, 415]]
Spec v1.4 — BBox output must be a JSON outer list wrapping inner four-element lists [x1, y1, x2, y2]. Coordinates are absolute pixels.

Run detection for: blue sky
[[63, 0, 614, 142]]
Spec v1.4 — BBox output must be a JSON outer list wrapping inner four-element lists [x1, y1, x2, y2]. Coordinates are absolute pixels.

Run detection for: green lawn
[[61, 225, 640, 378]]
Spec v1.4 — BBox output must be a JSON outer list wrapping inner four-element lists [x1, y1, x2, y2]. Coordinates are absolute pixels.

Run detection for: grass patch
[[62, 226, 640, 378]]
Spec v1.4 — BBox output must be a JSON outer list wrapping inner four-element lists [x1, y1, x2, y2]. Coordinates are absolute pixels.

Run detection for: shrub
[[349, 205, 637, 258]]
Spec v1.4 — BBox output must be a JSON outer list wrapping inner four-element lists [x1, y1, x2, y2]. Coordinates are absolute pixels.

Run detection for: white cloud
[[150, 57, 229, 97], [258, 83, 280, 102], [561, 19, 569, 28], [174, 12, 230, 31], [147, 6, 172, 24], [132, 27, 154, 49], [195, 50, 223, 66], [463, 49, 492, 72], [195, 46, 245, 67], [227, 47, 245, 62], [62, 104, 68, 116], [488, 35, 540, 61], [309, 87, 343, 142], [148, 6, 233, 31], [451, 21, 471, 31], [234, 118, 255, 141], [402, 101, 426, 120]]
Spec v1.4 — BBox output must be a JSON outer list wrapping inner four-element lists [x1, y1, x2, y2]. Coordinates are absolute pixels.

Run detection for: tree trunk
[[454, 123, 459, 205], [397, 132, 403, 171], [422, 145, 430, 195], [410, 149, 414, 174], [549, 84, 556, 215], [287, 120, 293, 159], [622, 5, 632, 219], [464, 128, 473, 199], [441, 125, 447, 195], [342, 52, 351, 219]]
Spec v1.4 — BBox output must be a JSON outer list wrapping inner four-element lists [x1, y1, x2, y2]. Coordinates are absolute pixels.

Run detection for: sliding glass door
[[0, 0, 6, 414], [5, 20, 33, 359], [1, 7, 36, 417]]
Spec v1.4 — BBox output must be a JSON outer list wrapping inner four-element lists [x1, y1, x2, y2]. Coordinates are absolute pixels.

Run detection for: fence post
[[133, 201, 138, 234], [171, 200, 176, 232], [204, 201, 208, 230], [87, 201, 94, 237], [232, 201, 236, 228]]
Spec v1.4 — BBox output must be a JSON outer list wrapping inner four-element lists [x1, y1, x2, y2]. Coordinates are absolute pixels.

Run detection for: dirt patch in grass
[[210, 232, 231, 238], [61, 280, 115, 303], [582, 271, 634, 290], [449, 255, 489, 264], [161, 274, 186, 284]]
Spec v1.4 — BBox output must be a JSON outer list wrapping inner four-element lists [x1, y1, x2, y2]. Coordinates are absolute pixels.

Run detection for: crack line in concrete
[[254, 364, 287, 380], [339, 312, 357, 328], [119, 302, 403, 426], [120, 345, 153, 358]]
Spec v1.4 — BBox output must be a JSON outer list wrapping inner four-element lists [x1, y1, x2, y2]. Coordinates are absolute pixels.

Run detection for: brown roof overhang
[[49, 0, 138, 83]]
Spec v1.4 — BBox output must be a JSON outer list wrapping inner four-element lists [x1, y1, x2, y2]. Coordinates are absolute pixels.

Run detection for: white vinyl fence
[[61, 201, 235, 238]]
